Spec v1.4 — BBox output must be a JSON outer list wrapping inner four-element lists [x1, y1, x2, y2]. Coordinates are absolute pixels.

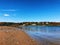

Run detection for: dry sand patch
[[0, 26, 39, 45]]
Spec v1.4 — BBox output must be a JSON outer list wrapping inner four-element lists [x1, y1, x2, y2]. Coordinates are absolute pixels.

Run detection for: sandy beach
[[0, 26, 39, 45]]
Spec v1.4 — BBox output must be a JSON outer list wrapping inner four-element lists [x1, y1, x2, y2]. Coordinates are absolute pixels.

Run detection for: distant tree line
[[0, 22, 60, 27]]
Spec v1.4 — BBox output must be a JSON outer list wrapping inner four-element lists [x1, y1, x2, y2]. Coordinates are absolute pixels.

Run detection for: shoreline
[[0, 26, 39, 45]]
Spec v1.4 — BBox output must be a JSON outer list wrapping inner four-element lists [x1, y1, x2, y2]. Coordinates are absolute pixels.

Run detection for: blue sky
[[0, 0, 60, 22]]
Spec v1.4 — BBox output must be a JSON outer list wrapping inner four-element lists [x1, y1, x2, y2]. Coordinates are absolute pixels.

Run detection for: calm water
[[20, 26, 60, 45], [22, 26, 60, 33]]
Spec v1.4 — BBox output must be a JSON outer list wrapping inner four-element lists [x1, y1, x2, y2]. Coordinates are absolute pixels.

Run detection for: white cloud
[[3, 14, 10, 16]]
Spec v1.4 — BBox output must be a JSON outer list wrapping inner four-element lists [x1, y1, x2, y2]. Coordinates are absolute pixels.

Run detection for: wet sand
[[0, 26, 38, 45]]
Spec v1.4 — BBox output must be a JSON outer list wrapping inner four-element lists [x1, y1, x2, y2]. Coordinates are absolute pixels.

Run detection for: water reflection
[[21, 26, 60, 33], [20, 26, 60, 45]]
